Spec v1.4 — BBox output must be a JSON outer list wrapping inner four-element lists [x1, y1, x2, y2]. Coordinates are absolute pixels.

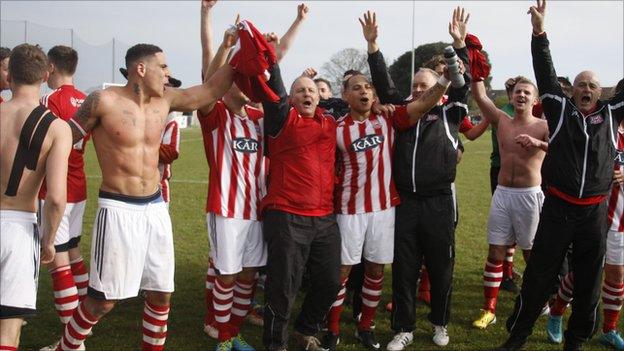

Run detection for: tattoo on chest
[[5, 106, 56, 196]]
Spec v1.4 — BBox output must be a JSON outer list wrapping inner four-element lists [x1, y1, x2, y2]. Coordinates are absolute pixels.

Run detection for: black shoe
[[355, 330, 381, 351], [321, 331, 339, 351], [563, 341, 582, 351], [493, 335, 527, 351], [500, 277, 520, 294]]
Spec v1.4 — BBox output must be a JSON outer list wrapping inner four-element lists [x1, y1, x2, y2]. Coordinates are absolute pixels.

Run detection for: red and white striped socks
[[142, 301, 170, 351], [550, 272, 574, 317], [483, 258, 503, 312], [70, 257, 89, 301], [204, 261, 216, 326], [327, 277, 348, 335], [229, 278, 255, 336], [417, 267, 431, 303], [502, 246, 515, 280], [50, 265, 80, 324], [213, 278, 235, 342], [57, 303, 98, 350], [602, 280, 624, 333], [359, 273, 383, 331]]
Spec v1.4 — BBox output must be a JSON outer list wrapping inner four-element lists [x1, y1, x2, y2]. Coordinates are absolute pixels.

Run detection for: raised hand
[[527, 0, 546, 34], [448, 6, 469, 47], [201, 0, 217, 11], [301, 68, 318, 78], [359, 10, 378, 44], [297, 3, 309, 21]]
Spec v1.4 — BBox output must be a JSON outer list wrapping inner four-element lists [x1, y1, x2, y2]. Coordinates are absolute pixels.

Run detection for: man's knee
[[488, 244, 508, 261], [145, 291, 172, 307], [364, 262, 384, 279], [84, 297, 116, 318]]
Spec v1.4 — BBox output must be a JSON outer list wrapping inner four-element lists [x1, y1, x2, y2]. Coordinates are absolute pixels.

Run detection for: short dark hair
[[9, 44, 48, 85], [342, 73, 371, 91], [423, 54, 445, 72], [342, 69, 362, 78], [313, 78, 331, 91], [125, 43, 163, 68], [557, 76, 572, 87], [0, 47, 11, 61], [48, 45, 78, 75]]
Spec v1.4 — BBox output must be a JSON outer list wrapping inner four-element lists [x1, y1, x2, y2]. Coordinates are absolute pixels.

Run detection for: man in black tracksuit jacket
[[364, 18, 470, 348], [499, 2, 624, 350]]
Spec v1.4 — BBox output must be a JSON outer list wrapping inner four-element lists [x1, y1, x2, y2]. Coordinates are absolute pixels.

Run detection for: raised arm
[[69, 90, 102, 145], [360, 11, 404, 104], [471, 80, 504, 128], [200, 0, 217, 82], [405, 75, 450, 123], [276, 3, 308, 61], [447, 7, 471, 103], [41, 120, 72, 263], [262, 63, 290, 139], [529, 0, 564, 98], [168, 60, 234, 113], [463, 118, 490, 141]]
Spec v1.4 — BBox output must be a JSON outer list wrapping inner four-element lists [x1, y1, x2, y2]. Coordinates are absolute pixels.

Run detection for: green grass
[[19, 127, 616, 350]]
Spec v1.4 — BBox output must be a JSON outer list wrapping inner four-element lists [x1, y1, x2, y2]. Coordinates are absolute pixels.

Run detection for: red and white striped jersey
[[38, 85, 87, 203], [159, 119, 180, 203], [199, 101, 267, 220], [608, 127, 624, 232], [335, 106, 411, 214]]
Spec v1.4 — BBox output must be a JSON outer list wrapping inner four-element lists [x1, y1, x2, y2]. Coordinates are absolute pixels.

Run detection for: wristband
[[437, 76, 451, 87]]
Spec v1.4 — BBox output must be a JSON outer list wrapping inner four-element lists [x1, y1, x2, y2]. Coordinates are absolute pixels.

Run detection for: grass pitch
[[19, 127, 616, 350]]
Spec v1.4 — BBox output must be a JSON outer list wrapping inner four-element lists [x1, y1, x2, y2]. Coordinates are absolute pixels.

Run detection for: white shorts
[[39, 200, 86, 251], [487, 185, 544, 250], [207, 213, 267, 275], [88, 193, 175, 300], [336, 207, 395, 265], [606, 230, 624, 265], [0, 210, 39, 318]]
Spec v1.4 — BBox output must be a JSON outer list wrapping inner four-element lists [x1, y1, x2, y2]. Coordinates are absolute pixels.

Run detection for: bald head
[[572, 70, 602, 114]]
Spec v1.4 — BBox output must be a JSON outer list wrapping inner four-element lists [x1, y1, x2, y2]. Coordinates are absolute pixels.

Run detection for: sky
[[1, 0, 623, 92]]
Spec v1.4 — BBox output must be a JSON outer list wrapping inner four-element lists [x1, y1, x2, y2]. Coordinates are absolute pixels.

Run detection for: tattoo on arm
[[71, 91, 101, 144]]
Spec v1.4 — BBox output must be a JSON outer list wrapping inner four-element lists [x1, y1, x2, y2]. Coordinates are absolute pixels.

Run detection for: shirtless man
[[54, 43, 235, 351], [0, 44, 72, 351], [471, 74, 548, 329]]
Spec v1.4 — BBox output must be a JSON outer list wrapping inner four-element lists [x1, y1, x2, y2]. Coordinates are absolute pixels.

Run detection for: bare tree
[[320, 48, 370, 95]]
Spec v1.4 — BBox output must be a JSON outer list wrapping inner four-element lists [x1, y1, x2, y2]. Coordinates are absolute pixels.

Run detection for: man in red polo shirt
[[260, 51, 341, 351]]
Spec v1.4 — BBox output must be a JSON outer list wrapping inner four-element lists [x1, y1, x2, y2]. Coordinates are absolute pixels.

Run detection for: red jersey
[[335, 107, 411, 214], [159, 119, 180, 203], [39, 85, 87, 203], [261, 108, 337, 217], [608, 127, 624, 232], [199, 101, 266, 220]]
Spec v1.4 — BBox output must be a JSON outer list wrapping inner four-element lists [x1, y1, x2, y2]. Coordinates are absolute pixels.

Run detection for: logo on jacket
[[351, 134, 384, 152], [232, 138, 259, 153], [588, 115, 604, 125], [425, 114, 438, 122], [70, 97, 84, 108], [615, 149, 624, 166]]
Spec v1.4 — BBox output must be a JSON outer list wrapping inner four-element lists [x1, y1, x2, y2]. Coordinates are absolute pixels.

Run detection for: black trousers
[[391, 192, 456, 330], [262, 210, 341, 351], [506, 195, 607, 347]]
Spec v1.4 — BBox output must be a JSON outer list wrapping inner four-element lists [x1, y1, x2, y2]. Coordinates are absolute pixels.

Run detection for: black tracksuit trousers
[[262, 210, 341, 351], [506, 195, 607, 347], [391, 191, 456, 330]]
